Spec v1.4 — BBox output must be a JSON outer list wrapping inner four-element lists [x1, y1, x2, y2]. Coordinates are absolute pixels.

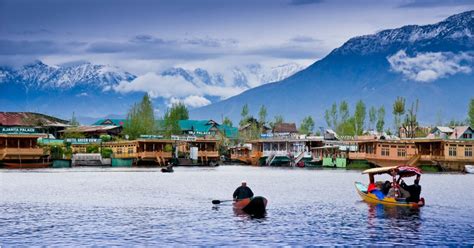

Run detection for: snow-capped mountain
[[160, 63, 305, 89], [0, 59, 304, 122], [191, 10, 474, 125], [0, 60, 136, 90]]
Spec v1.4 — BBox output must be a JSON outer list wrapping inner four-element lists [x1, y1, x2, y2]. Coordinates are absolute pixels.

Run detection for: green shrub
[[50, 145, 64, 160], [86, 144, 100, 153], [101, 148, 113, 158]]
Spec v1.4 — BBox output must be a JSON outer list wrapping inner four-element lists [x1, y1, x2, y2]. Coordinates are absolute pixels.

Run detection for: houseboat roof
[[93, 118, 127, 126], [59, 125, 120, 133], [0, 133, 47, 138], [137, 139, 174, 143], [450, 126, 473, 139], [273, 123, 297, 133], [0, 112, 69, 127]]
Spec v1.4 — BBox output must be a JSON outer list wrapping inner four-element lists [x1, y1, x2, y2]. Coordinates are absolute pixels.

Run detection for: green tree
[[376, 106, 385, 133], [299, 116, 315, 134], [239, 104, 249, 127], [369, 106, 376, 130], [258, 105, 267, 126], [469, 98, 474, 128], [70, 112, 79, 126], [163, 102, 189, 137], [324, 110, 331, 128], [330, 103, 338, 130], [354, 100, 366, 135], [401, 99, 419, 139], [222, 117, 233, 127], [123, 93, 158, 139], [339, 101, 349, 124], [393, 96, 406, 137]]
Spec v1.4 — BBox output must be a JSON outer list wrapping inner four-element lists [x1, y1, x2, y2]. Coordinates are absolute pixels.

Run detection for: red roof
[[0, 112, 69, 127]]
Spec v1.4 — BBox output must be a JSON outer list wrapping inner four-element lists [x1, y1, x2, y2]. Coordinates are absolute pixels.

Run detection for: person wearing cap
[[233, 181, 254, 201]]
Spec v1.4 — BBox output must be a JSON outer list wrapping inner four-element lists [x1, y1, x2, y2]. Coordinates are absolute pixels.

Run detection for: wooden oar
[[212, 199, 234, 204]]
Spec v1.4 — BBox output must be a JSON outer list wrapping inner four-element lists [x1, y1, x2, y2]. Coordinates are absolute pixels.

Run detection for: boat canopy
[[362, 166, 422, 177]]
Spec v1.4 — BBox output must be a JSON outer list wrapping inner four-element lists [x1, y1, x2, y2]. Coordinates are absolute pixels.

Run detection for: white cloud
[[76, 92, 88, 97], [169, 95, 211, 108], [113, 73, 200, 98], [387, 50, 474, 82], [112, 72, 247, 104]]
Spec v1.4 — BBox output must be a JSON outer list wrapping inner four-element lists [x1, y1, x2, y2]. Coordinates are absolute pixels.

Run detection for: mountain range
[[191, 10, 474, 127], [0, 60, 303, 123]]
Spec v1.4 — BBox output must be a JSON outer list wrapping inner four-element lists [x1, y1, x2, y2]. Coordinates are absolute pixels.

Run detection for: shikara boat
[[233, 196, 268, 216], [355, 166, 425, 207]]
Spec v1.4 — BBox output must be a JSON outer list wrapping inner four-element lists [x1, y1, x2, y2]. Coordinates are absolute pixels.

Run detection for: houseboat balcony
[[139, 151, 173, 159], [0, 148, 45, 159], [198, 151, 219, 157], [348, 152, 368, 160], [263, 151, 290, 157], [112, 153, 138, 159]]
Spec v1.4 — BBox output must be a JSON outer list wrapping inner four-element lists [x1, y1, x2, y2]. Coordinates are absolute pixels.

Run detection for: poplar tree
[[469, 98, 474, 128]]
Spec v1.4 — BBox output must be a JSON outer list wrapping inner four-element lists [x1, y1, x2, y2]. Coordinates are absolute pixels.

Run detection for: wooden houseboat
[[136, 139, 174, 166], [174, 137, 220, 166], [0, 134, 50, 168], [348, 138, 474, 171], [244, 137, 322, 166], [102, 140, 138, 167]]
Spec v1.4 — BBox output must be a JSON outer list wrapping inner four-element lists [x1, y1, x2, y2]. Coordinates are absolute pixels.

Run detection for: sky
[[1, 0, 473, 109]]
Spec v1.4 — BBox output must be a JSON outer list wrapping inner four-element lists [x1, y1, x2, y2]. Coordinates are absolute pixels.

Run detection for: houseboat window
[[272, 143, 278, 151], [448, 146, 457, 157], [117, 148, 123, 154], [463, 133, 472, 139], [263, 143, 270, 151], [391, 145, 396, 148], [465, 146, 472, 157], [397, 148, 406, 157], [381, 147, 390, 156], [128, 148, 134, 154]]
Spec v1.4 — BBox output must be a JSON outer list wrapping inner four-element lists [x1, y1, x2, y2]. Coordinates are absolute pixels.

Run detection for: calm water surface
[[1, 166, 473, 246]]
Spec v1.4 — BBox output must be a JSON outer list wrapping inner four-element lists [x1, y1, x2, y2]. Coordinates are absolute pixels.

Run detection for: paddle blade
[[212, 200, 221, 204]]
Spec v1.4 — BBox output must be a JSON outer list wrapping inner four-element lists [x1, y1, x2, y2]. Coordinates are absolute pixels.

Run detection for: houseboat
[[136, 138, 174, 166], [348, 138, 474, 171], [0, 133, 50, 168], [173, 136, 220, 166], [247, 137, 321, 166], [103, 140, 138, 167]]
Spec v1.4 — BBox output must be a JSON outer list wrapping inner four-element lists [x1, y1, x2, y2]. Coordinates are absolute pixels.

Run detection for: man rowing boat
[[233, 181, 254, 200]]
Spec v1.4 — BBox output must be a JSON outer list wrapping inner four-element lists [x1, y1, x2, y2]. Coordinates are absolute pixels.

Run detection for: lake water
[[1, 166, 473, 246]]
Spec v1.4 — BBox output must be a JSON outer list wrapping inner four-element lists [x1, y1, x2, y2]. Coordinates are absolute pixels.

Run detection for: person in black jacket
[[401, 175, 422, 202], [233, 181, 254, 200]]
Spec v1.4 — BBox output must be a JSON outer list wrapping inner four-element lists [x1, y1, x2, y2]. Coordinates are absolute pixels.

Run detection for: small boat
[[465, 165, 474, 174], [355, 166, 425, 208], [161, 167, 174, 173], [233, 196, 267, 216]]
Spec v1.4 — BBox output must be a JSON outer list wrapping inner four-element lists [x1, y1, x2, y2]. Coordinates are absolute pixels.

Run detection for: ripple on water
[[0, 166, 473, 246]]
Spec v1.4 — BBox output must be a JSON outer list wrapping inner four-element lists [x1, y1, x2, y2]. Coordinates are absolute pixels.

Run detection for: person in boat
[[400, 174, 421, 202], [233, 181, 254, 201]]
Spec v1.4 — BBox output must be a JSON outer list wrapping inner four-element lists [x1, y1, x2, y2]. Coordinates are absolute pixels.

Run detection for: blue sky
[[1, 0, 472, 72], [1, 0, 473, 109]]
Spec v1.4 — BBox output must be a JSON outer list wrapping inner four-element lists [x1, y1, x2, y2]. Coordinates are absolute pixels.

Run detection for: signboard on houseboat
[[0, 126, 39, 134], [65, 138, 102, 144], [171, 135, 197, 141]]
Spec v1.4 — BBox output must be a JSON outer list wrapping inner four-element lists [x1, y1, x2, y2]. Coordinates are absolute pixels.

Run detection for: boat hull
[[3, 162, 51, 169], [233, 196, 267, 216], [355, 182, 424, 208]]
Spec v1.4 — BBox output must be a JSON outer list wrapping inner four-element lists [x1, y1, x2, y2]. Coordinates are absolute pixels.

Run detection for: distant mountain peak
[[0, 60, 136, 90], [335, 10, 474, 56]]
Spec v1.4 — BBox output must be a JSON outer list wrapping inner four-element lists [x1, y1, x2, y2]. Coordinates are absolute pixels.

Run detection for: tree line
[[115, 93, 474, 140]]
